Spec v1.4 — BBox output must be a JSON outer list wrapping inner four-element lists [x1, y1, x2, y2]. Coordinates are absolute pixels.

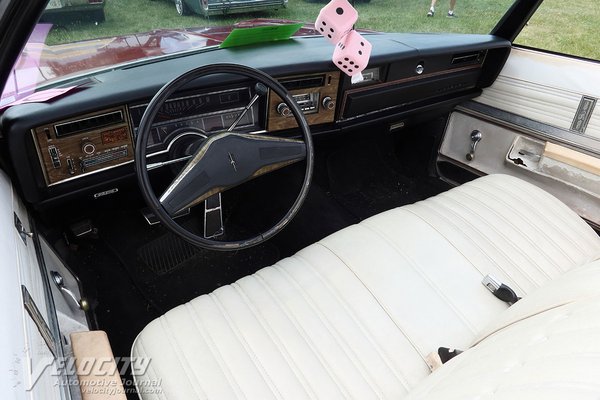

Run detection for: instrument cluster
[[129, 86, 263, 155]]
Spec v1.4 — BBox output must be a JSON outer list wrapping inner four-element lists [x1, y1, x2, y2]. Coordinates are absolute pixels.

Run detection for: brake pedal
[[204, 193, 224, 239], [141, 207, 190, 226]]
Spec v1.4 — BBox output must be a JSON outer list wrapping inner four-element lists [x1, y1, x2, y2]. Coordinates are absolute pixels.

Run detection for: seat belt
[[482, 274, 521, 305]]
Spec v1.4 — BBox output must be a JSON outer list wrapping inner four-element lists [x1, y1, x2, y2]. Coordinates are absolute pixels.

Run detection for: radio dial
[[276, 103, 292, 117], [322, 96, 335, 111], [82, 141, 96, 155]]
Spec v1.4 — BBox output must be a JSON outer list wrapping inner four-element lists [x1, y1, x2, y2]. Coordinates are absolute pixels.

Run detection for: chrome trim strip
[[458, 101, 600, 158], [22, 285, 57, 358], [31, 226, 71, 400]]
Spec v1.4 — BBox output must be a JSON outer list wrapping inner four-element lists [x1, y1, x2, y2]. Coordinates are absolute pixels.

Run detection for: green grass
[[46, 0, 513, 44], [515, 0, 600, 60], [46, 0, 600, 60]]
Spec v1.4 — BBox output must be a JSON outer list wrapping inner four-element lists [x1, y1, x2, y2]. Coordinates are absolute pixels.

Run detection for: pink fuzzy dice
[[332, 30, 372, 77], [315, 0, 358, 44]]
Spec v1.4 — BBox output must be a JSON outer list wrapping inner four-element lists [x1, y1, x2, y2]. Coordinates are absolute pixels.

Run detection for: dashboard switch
[[322, 96, 335, 110], [67, 158, 76, 175], [82, 141, 96, 155], [276, 103, 292, 117], [48, 146, 61, 168]]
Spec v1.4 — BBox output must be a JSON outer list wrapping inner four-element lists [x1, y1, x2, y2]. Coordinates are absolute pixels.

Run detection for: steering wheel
[[135, 64, 314, 251]]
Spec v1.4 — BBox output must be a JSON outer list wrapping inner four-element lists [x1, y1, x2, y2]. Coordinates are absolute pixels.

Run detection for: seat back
[[406, 260, 600, 399]]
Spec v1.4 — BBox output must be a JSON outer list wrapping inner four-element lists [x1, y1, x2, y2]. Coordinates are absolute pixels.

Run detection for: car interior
[[1, 0, 600, 399]]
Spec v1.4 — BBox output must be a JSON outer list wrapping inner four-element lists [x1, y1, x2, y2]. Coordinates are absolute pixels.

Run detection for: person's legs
[[427, 0, 437, 16], [447, 0, 457, 17]]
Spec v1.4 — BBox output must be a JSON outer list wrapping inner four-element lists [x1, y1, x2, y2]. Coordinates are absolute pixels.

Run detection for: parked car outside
[[41, 0, 106, 24], [172, 0, 287, 17]]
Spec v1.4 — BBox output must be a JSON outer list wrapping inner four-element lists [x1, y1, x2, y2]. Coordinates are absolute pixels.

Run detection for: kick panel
[[32, 106, 134, 186]]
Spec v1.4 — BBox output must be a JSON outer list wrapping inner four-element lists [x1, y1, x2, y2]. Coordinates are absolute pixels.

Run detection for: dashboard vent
[[451, 51, 486, 66], [54, 110, 124, 137]]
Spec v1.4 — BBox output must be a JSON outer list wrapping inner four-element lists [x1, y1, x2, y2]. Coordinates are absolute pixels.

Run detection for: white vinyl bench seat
[[132, 174, 600, 400]]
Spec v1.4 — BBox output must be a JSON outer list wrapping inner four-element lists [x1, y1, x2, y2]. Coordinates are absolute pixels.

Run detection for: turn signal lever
[[466, 130, 482, 161]]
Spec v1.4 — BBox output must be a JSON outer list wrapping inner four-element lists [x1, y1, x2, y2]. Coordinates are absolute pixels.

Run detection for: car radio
[[32, 106, 134, 186], [268, 72, 340, 131]]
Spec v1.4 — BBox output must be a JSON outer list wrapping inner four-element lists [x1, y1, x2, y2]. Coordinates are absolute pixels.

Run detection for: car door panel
[[476, 48, 600, 139], [438, 47, 600, 228]]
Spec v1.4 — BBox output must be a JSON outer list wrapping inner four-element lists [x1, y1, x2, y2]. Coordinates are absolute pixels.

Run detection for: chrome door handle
[[466, 130, 482, 161], [50, 271, 89, 311]]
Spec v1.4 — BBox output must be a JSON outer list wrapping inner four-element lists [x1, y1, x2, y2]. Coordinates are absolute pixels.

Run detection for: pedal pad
[[141, 207, 190, 226], [204, 193, 224, 239], [69, 219, 95, 237]]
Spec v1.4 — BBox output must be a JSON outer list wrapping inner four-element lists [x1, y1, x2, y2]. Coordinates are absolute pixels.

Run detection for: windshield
[[1, 0, 516, 107]]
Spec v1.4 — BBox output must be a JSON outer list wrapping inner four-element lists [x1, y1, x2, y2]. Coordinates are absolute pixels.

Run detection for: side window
[[514, 0, 600, 61]]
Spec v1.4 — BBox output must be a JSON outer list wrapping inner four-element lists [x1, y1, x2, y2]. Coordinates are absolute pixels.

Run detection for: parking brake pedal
[[69, 219, 96, 238], [204, 193, 224, 239]]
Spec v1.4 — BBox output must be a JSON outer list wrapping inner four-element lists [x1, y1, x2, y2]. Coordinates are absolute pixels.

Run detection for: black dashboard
[[0, 32, 511, 207]]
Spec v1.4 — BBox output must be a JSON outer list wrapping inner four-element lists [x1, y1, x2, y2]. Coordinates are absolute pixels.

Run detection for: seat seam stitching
[[415, 200, 539, 288], [465, 183, 580, 264], [159, 315, 210, 400], [481, 179, 599, 250], [405, 204, 530, 291], [293, 252, 411, 392], [208, 293, 283, 400], [315, 242, 430, 367], [253, 271, 352, 399], [186, 301, 248, 400], [137, 338, 170, 400], [448, 189, 566, 272], [359, 223, 478, 334], [432, 194, 553, 280], [273, 263, 384, 399], [231, 281, 317, 400]]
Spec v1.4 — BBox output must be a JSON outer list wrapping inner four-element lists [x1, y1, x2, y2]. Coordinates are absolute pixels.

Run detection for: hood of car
[[2, 19, 374, 106], [12, 20, 320, 90]]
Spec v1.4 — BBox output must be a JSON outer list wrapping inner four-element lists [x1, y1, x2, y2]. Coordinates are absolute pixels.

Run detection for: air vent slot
[[451, 51, 486, 66], [54, 110, 124, 137]]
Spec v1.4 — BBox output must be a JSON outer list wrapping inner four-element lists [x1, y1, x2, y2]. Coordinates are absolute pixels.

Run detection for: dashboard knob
[[82, 141, 96, 155], [322, 96, 335, 111], [276, 103, 292, 117]]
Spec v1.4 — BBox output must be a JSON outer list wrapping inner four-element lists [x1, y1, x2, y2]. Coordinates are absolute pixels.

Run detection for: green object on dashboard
[[219, 23, 304, 49]]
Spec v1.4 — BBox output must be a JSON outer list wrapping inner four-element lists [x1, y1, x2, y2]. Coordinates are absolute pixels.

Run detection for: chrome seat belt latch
[[482, 274, 521, 305]]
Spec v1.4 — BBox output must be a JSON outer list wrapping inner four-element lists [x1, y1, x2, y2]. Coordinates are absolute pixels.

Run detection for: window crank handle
[[466, 130, 482, 161]]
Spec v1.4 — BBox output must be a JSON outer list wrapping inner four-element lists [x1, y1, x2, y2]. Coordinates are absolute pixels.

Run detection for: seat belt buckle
[[482, 274, 521, 305], [425, 347, 463, 372], [482, 274, 501, 293]]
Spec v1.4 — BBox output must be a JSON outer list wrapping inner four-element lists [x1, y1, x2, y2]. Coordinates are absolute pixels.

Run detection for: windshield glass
[[1, 0, 516, 107]]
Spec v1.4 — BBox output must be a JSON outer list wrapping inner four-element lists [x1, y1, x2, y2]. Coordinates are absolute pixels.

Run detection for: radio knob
[[82, 141, 96, 155], [322, 96, 335, 111], [276, 103, 292, 117]]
